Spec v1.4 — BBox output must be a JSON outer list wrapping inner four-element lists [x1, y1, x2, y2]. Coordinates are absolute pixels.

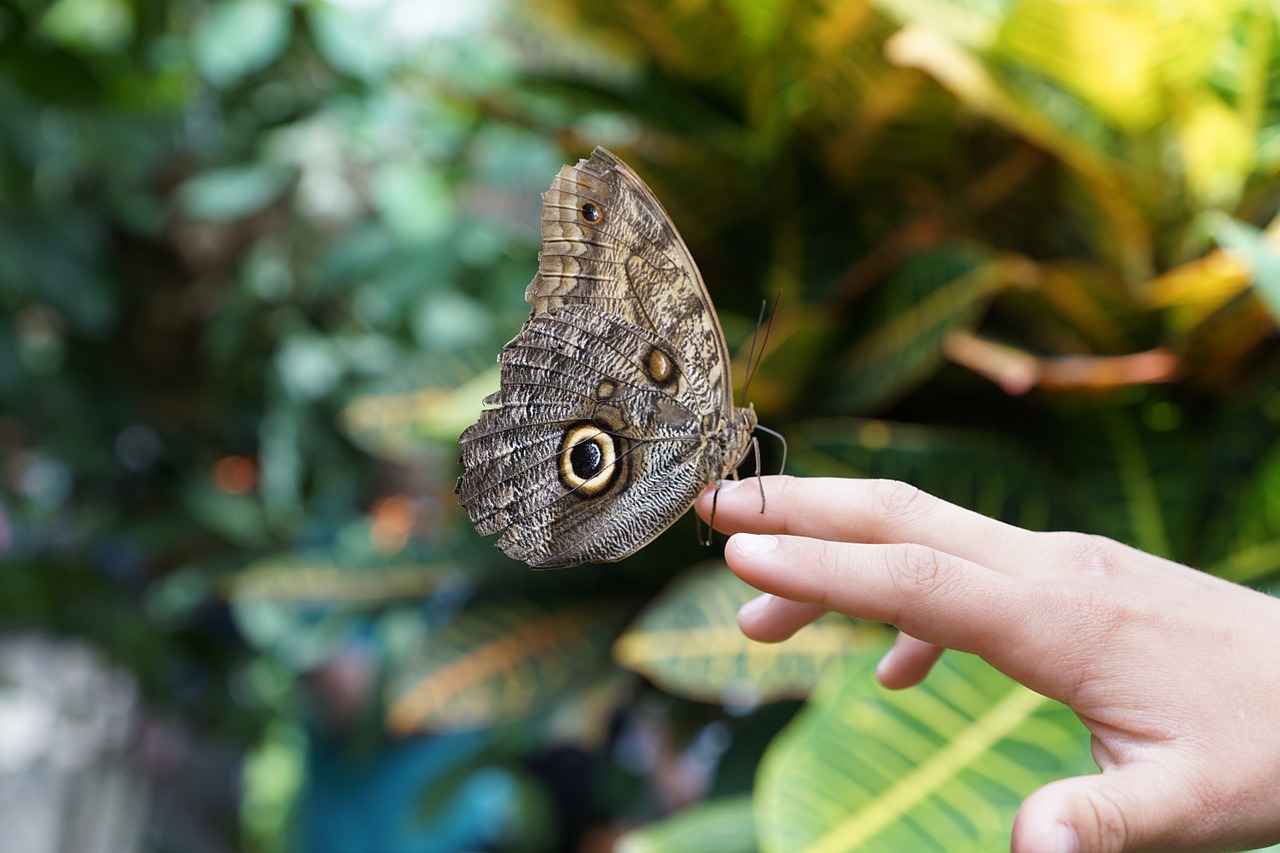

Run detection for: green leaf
[[995, 0, 1227, 132], [722, 0, 792, 52], [241, 719, 306, 849], [1099, 407, 1173, 557], [227, 554, 458, 671], [231, 592, 355, 672], [831, 245, 1007, 412], [617, 795, 756, 853], [757, 652, 1093, 852], [227, 555, 457, 604], [275, 334, 344, 402], [1201, 211, 1280, 326], [192, 0, 293, 87], [869, 0, 1004, 48], [308, 3, 396, 80], [1204, 436, 1280, 584], [1047, 403, 1198, 560], [613, 562, 881, 707], [385, 597, 627, 735], [340, 350, 500, 463], [787, 417, 1053, 531], [176, 164, 293, 222], [371, 161, 455, 243], [1175, 93, 1255, 208], [411, 288, 495, 352], [183, 479, 269, 547], [881, 25, 1153, 271], [37, 0, 133, 53]]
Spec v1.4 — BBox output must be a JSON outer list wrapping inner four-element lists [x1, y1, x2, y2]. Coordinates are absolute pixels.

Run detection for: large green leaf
[[1045, 402, 1199, 560], [1203, 437, 1280, 584], [786, 417, 1053, 531], [227, 554, 455, 672], [617, 794, 756, 853], [756, 651, 1093, 852], [613, 562, 882, 707], [340, 350, 499, 463], [385, 597, 627, 735], [788, 0, 957, 181], [995, 0, 1231, 134], [993, 260, 1140, 356], [227, 554, 457, 604], [830, 245, 1008, 412], [878, 18, 1152, 270]]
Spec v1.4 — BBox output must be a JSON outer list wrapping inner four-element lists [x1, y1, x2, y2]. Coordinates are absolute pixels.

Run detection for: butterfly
[[455, 148, 757, 567]]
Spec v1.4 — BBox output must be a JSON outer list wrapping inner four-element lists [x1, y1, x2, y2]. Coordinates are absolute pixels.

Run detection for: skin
[[694, 475, 1280, 853]]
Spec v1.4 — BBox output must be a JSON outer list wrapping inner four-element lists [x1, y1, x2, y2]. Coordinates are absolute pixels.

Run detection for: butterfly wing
[[530, 147, 734, 417], [457, 305, 713, 568], [456, 148, 754, 567]]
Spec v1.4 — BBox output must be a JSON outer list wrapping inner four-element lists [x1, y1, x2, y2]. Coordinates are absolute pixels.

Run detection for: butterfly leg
[[704, 484, 721, 546], [751, 434, 766, 514]]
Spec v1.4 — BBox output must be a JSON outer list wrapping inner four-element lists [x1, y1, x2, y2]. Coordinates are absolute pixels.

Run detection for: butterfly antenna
[[740, 291, 780, 404], [739, 299, 767, 405]]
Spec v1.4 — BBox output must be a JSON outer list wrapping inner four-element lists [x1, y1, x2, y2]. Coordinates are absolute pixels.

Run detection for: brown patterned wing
[[456, 305, 719, 568], [529, 147, 734, 416]]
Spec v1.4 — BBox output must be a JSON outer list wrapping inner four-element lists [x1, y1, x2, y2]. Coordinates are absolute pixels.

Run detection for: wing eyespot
[[559, 423, 618, 496], [580, 202, 602, 223], [644, 346, 678, 388]]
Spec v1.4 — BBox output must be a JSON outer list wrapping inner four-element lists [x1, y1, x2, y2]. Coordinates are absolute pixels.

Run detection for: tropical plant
[[4, 0, 1280, 851]]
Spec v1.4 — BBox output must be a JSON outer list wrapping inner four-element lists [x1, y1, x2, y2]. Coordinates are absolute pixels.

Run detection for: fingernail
[[875, 646, 896, 681], [1054, 823, 1079, 853], [739, 594, 773, 621], [733, 533, 778, 556]]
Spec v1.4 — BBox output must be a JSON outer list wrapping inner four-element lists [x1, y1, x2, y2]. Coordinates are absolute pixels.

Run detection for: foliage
[[3, 0, 1280, 851]]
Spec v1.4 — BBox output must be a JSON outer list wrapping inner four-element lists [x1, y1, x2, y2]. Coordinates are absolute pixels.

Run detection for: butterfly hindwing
[[458, 306, 706, 567]]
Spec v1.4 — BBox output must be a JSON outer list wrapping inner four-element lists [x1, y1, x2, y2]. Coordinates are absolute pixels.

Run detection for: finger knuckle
[[772, 475, 803, 534], [1045, 531, 1127, 578], [1064, 585, 1127, 637], [870, 479, 937, 526], [893, 543, 949, 599], [1077, 785, 1132, 851], [812, 540, 856, 609]]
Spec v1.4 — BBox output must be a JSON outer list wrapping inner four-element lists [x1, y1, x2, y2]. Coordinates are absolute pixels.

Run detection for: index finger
[[696, 475, 1038, 577]]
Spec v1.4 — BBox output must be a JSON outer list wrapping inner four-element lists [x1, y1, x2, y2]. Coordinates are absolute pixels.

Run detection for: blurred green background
[[2, 0, 1280, 851]]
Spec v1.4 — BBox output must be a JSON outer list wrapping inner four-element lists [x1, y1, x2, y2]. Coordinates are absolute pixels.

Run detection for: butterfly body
[[456, 148, 755, 568]]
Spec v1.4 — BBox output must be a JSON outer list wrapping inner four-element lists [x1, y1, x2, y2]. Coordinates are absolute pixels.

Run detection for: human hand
[[695, 475, 1280, 853]]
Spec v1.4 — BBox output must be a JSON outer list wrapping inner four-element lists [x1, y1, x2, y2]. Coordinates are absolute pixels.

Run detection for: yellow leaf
[[1175, 94, 1256, 208]]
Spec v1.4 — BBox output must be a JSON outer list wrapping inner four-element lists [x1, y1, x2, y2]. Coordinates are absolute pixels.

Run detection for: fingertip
[[736, 594, 827, 643], [694, 477, 758, 524], [1012, 819, 1078, 853], [1013, 770, 1186, 853], [875, 633, 944, 690], [1055, 824, 1081, 853], [694, 483, 717, 520], [1013, 783, 1087, 853], [730, 532, 779, 557], [738, 592, 773, 622], [736, 593, 775, 639], [874, 645, 898, 685]]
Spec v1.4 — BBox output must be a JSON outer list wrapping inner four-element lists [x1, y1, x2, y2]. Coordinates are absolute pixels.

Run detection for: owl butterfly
[[455, 147, 758, 568]]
